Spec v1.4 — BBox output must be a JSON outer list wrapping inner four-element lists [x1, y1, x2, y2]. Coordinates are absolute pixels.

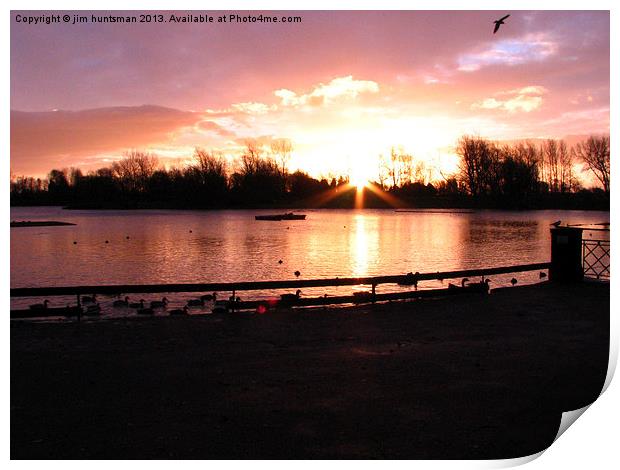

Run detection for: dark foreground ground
[[11, 281, 609, 459]]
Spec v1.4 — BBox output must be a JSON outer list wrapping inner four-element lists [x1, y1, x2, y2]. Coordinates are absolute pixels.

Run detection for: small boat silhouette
[[255, 212, 306, 221]]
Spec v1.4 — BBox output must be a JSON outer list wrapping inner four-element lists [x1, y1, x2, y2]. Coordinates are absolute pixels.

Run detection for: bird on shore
[[187, 298, 205, 307], [278, 259, 283, 264], [510, 278, 518, 286], [81, 294, 96, 304], [201, 292, 217, 301], [400, 272, 420, 289], [539, 271, 547, 279], [493, 14, 510, 33], [150, 297, 168, 308], [294, 270, 301, 277], [113, 296, 130, 307], [551, 220, 562, 227], [129, 299, 145, 309], [281, 290, 302, 302], [85, 303, 101, 315], [448, 278, 469, 289], [29, 299, 49, 310], [469, 278, 491, 292], [169, 306, 189, 316]]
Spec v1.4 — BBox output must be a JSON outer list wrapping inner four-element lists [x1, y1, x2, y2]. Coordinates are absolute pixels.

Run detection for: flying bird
[[493, 14, 510, 34]]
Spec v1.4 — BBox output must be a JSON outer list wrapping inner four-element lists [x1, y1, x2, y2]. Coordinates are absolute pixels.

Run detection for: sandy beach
[[11, 281, 609, 459]]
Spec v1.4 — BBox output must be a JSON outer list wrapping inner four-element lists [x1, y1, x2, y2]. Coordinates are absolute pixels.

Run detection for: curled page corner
[[480, 449, 546, 469], [483, 403, 596, 468], [553, 404, 590, 442]]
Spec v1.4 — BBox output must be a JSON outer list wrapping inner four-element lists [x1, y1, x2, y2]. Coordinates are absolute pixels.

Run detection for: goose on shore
[[468, 278, 491, 292], [169, 306, 189, 316], [201, 292, 217, 301], [294, 270, 301, 277], [510, 278, 518, 286], [448, 278, 469, 289], [399, 272, 420, 289], [113, 296, 130, 307], [29, 299, 49, 310], [187, 298, 205, 307], [281, 290, 302, 302], [129, 299, 145, 309], [85, 303, 101, 315], [150, 297, 168, 308]]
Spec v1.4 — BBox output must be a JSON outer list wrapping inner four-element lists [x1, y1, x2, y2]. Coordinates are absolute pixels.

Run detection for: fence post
[[550, 227, 584, 283]]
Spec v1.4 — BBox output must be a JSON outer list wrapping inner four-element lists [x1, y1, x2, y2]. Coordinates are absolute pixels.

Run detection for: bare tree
[[270, 138, 293, 178], [574, 135, 610, 192], [456, 135, 497, 198], [558, 140, 574, 193], [387, 147, 415, 188], [414, 160, 426, 184], [400, 153, 414, 184], [240, 140, 262, 176], [377, 154, 389, 189], [542, 139, 560, 192], [111, 150, 159, 193], [540, 139, 575, 193], [193, 148, 227, 180]]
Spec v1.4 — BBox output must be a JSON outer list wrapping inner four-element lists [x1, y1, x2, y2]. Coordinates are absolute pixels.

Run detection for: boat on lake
[[255, 212, 307, 221]]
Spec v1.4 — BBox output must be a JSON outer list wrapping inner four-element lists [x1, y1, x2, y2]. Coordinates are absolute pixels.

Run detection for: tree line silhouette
[[10, 135, 610, 210]]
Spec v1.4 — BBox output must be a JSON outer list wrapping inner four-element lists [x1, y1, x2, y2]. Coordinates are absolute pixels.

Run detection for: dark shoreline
[[10, 220, 76, 227], [11, 282, 609, 459], [9, 204, 612, 213]]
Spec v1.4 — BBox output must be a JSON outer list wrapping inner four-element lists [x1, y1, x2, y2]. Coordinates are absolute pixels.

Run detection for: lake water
[[10, 207, 610, 315]]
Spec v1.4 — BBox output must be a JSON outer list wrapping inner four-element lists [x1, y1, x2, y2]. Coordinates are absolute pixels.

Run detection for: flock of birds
[[27, 269, 549, 316]]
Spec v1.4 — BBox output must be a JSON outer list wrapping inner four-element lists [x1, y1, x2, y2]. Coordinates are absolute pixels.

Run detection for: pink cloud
[[11, 105, 215, 175]]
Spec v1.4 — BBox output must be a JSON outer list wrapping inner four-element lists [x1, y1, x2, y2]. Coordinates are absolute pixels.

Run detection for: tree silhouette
[[574, 135, 610, 193]]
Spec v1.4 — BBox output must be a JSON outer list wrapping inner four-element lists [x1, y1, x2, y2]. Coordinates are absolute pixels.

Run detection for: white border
[[4, 1, 617, 468]]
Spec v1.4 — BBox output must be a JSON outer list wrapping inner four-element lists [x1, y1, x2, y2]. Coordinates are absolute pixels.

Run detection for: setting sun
[[348, 161, 375, 190], [350, 173, 369, 190]]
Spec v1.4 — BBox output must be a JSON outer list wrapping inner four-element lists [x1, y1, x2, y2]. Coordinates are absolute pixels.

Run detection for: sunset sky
[[10, 10, 610, 182]]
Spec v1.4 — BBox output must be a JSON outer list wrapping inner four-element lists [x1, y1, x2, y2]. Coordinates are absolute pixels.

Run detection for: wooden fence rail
[[11, 262, 551, 298]]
